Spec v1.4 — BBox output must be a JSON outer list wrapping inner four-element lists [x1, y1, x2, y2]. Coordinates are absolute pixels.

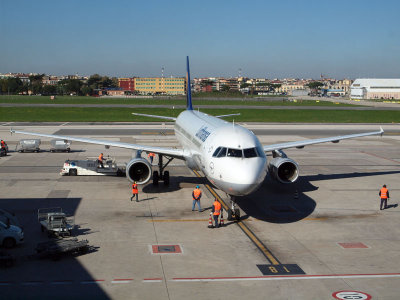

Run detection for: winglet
[[380, 126, 384, 137], [186, 56, 193, 110]]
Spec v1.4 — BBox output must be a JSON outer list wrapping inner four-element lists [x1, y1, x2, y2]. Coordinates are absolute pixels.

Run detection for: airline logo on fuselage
[[195, 126, 211, 142]]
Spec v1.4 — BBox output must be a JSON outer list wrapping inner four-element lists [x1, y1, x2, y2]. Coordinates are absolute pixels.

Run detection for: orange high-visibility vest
[[380, 187, 388, 199], [1, 140, 4, 147], [193, 188, 201, 200], [98, 154, 103, 162], [132, 183, 138, 194], [148, 152, 155, 157], [213, 201, 221, 216]]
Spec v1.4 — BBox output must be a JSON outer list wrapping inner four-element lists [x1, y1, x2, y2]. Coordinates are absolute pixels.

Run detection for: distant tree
[[306, 81, 324, 95], [220, 85, 230, 92], [270, 83, 281, 92], [42, 84, 57, 95], [200, 80, 214, 87], [87, 74, 102, 89], [100, 76, 113, 88], [59, 79, 83, 95], [240, 83, 251, 89], [111, 77, 119, 88], [81, 86, 93, 96]]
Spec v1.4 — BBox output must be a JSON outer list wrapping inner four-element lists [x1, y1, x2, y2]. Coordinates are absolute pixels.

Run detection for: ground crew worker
[[148, 152, 155, 165], [379, 184, 390, 210], [212, 198, 222, 228], [98, 153, 104, 168], [0, 140, 6, 156], [131, 181, 139, 202], [192, 185, 202, 212]]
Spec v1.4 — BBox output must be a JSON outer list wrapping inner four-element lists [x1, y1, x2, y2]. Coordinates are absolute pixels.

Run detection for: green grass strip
[[1, 107, 398, 123], [0, 95, 358, 107]]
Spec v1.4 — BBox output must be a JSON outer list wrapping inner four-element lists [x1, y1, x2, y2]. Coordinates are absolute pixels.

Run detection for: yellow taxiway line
[[192, 170, 281, 265]]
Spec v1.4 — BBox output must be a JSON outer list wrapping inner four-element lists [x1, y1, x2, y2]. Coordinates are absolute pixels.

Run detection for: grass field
[[1, 106, 398, 123], [0, 95, 359, 107]]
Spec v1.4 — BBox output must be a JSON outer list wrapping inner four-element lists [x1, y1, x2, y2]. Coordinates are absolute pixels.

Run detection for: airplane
[[11, 57, 384, 220]]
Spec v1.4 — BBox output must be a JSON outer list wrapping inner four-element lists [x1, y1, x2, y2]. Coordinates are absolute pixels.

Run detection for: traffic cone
[[208, 212, 213, 228], [219, 211, 224, 227]]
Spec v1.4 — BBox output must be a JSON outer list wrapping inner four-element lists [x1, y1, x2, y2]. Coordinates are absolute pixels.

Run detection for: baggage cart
[[38, 207, 74, 237], [17, 139, 41, 153], [35, 238, 89, 260], [50, 139, 71, 152]]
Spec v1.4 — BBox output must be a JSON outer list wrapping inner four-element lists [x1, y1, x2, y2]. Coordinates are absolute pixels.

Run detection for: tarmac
[[0, 122, 399, 300]]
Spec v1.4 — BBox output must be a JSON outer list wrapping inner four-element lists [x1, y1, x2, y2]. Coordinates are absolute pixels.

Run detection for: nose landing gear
[[227, 196, 240, 221]]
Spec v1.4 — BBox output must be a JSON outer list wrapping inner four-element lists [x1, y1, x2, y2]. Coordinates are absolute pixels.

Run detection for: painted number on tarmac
[[332, 290, 372, 300], [257, 264, 305, 275]]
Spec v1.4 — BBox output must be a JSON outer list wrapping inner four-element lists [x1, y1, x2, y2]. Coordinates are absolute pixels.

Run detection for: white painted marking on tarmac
[[171, 273, 400, 282], [51, 281, 73, 285], [21, 281, 44, 286], [81, 280, 105, 284], [111, 279, 133, 284], [1, 122, 13, 126], [60, 122, 69, 126]]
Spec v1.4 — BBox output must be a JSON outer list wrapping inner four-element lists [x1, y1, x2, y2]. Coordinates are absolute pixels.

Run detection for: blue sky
[[1, 0, 399, 79]]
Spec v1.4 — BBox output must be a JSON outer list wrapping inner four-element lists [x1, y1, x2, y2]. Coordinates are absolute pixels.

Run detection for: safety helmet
[[196, 185, 199, 189]]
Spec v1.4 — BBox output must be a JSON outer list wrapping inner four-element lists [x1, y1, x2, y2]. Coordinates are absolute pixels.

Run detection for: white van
[[0, 221, 24, 248]]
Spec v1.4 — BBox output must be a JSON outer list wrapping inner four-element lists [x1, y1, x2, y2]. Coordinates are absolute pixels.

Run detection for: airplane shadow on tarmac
[[236, 170, 400, 224], [0, 197, 109, 299], [142, 175, 208, 194]]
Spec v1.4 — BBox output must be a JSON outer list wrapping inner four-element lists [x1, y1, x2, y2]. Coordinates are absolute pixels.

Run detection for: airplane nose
[[226, 159, 267, 195]]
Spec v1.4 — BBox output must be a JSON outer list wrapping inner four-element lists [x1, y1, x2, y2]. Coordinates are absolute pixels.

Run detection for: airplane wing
[[132, 112, 176, 121], [10, 129, 185, 159], [263, 127, 384, 152]]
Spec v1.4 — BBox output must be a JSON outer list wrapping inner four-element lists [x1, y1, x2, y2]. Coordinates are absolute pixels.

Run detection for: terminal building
[[134, 77, 185, 95], [350, 79, 400, 100]]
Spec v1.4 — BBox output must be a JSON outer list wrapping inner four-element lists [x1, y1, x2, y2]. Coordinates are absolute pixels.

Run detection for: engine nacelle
[[126, 158, 152, 184], [268, 157, 299, 184]]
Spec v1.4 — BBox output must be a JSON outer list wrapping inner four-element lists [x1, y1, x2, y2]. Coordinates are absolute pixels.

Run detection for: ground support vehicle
[[38, 207, 74, 238], [0, 252, 15, 267], [60, 157, 125, 176], [35, 238, 89, 260], [0, 209, 21, 228], [0, 221, 24, 248], [50, 139, 71, 152], [16, 139, 41, 152]]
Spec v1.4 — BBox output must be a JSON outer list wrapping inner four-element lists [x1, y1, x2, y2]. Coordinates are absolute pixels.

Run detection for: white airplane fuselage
[[175, 110, 268, 196]]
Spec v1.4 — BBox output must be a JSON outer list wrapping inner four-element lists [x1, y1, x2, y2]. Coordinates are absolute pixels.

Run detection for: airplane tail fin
[[186, 56, 193, 110]]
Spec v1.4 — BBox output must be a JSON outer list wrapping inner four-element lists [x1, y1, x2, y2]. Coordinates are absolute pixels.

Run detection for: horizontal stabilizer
[[132, 112, 176, 121], [215, 113, 241, 118]]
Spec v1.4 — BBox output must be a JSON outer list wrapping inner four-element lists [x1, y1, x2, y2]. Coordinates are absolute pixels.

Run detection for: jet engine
[[126, 158, 152, 184], [268, 157, 299, 184]]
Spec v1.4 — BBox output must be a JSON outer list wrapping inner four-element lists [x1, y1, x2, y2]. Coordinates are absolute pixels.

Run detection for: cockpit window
[[243, 148, 258, 158], [213, 147, 227, 157], [227, 148, 243, 158]]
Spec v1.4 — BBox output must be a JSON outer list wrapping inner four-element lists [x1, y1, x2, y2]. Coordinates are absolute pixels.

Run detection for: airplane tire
[[69, 169, 77, 176], [153, 171, 159, 185], [227, 210, 233, 221], [234, 208, 240, 220], [163, 171, 170, 186]]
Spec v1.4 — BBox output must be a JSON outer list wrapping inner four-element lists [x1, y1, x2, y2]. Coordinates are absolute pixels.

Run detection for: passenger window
[[243, 148, 258, 158], [227, 148, 243, 158]]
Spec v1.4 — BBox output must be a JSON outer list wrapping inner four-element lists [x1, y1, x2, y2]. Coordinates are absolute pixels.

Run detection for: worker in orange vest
[[192, 185, 202, 212], [98, 153, 104, 168], [379, 184, 390, 210], [212, 199, 222, 228], [131, 181, 139, 202], [148, 152, 156, 165], [0, 140, 6, 156]]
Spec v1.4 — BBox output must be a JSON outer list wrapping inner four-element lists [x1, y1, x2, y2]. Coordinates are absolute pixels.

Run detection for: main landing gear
[[227, 195, 240, 221], [153, 154, 173, 186]]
